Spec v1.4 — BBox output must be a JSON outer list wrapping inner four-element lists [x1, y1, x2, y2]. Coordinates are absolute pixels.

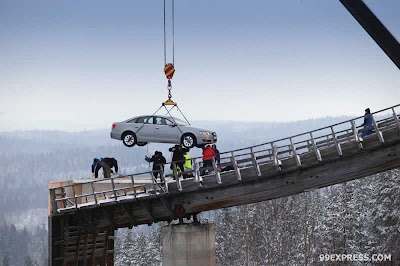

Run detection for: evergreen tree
[[2, 254, 10, 266], [249, 202, 270, 265], [215, 207, 243, 265], [130, 232, 148, 266], [115, 229, 134, 266], [368, 170, 400, 262], [146, 227, 162, 265], [24, 255, 34, 266]]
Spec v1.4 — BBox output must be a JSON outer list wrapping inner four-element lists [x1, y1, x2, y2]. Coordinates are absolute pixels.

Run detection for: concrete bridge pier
[[162, 224, 216, 266]]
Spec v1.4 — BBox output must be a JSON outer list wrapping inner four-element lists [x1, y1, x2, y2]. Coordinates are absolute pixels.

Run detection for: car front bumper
[[199, 132, 217, 144]]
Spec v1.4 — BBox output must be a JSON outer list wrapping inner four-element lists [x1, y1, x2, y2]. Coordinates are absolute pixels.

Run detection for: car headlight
[[200, 131, 211, 136]]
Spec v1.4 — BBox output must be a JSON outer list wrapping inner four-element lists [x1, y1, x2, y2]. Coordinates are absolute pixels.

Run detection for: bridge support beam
[[162, 224, 216, 266]]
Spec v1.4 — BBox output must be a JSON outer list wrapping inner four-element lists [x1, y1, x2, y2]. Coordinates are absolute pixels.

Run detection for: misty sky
[[0, 0, 399, 131]]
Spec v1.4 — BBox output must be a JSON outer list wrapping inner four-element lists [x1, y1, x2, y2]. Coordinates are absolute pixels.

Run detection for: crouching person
[[92, 157, 118, 178], [93, 158, 111, 178]]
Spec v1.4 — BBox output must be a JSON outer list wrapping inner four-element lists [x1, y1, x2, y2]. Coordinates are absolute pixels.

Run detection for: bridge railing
[[49, 104, 400, 214]]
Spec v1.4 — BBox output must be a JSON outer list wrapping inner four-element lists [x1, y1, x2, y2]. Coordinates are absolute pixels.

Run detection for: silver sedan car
[[110, 115, 217, 148]]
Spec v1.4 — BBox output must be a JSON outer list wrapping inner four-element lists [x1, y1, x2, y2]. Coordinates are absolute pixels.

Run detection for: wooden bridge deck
[[48, 104, 400, 265]]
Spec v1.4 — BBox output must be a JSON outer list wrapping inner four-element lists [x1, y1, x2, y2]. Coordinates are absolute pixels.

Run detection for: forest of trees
[[0, 117, 399, 265], [0, 224, 47, 266], [112, 170, 399, 265], [213, 170, 400, 265]]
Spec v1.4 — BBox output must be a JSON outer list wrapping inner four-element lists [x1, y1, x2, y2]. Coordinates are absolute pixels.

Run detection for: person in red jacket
[[202, 145, 216, 173]]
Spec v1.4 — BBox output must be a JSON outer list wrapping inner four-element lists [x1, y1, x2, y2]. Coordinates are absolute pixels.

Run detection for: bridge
[[48, 104, 400, 265]]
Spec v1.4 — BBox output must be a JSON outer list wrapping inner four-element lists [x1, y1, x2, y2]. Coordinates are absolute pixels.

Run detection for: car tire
[[137, 142, 148, 146], [122, 131, 137, 147], [181, 133, 196, 149]]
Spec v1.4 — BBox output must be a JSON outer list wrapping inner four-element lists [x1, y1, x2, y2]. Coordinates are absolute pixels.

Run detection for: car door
[[133, 116, 155, 142], [154, 117, 180, 143]]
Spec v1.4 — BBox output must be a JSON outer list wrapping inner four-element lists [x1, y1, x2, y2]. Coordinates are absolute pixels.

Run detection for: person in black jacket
[[169, 145, 185, 174], [92, 157, 119, 178], [145, 151, 166, 180], [212, 144, 221, 165], [102, 157, 119, 173]]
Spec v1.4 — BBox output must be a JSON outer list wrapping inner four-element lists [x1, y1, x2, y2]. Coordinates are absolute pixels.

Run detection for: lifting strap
[[134, 104, 190, 137]]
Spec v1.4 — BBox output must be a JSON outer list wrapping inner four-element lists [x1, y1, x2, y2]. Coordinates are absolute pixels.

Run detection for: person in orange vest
[[202, 145, 215, 175]]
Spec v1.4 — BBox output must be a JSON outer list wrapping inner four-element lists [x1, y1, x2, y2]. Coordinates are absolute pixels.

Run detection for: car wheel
[[181, 133, 196, 149], [122, 132, 136, 147], [137, 142, 148, 146]]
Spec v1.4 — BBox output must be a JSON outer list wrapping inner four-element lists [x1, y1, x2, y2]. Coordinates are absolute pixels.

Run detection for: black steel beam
[[339, 0, 400, 70], [120, 204, 138, 228]]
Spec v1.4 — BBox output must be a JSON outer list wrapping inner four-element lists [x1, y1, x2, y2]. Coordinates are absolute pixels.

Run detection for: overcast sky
[[0, 0, 399, 131]]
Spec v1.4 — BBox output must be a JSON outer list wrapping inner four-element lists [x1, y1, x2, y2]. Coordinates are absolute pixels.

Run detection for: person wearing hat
[[361, 108, 373, 137], [145, 151, 167, 180]]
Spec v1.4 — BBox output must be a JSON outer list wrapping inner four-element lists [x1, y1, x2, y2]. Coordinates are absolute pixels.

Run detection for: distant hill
[[0, 116, 353, 212]]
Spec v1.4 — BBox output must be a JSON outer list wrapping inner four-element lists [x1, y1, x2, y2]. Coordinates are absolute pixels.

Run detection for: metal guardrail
[[49, 104, 400, 214]]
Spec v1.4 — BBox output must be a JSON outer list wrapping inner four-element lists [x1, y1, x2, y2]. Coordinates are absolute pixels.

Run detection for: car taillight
[[112, 123, 116, 129]]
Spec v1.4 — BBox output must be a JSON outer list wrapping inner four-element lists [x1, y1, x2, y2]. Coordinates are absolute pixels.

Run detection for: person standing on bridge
[[212, 144, 220, 165], [361, 108, 373, 137], [170, 145, 185, 177], [182, 148, 193, 179], [145, 151, 166, 180], [202, 145, 215, 175]]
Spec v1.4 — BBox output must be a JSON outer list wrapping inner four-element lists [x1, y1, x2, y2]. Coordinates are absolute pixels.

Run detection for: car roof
[[132, 115, 176, 119], [125, 115, 177, 121]]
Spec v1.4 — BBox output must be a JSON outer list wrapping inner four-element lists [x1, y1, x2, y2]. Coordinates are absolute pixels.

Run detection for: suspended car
[[110, 115, 217, 149]]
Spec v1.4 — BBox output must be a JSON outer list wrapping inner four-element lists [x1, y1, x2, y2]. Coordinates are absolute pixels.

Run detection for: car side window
[[144, 117, 153, 124], [155, 117, 167, 125], [127, 118, 138, 123], [165, 119, 174, 126], [136, 117, 145, 123]]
